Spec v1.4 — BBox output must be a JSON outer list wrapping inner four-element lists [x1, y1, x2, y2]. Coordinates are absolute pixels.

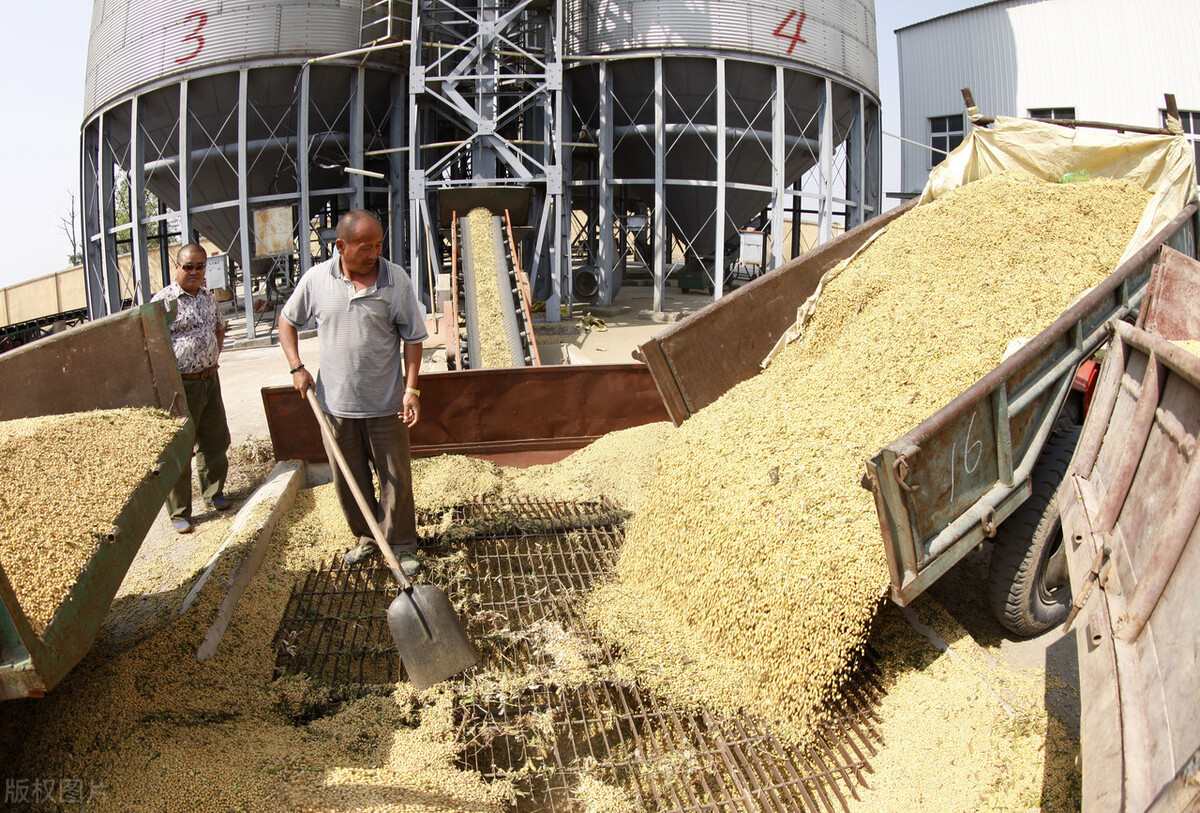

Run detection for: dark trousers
[[321, 412, 419, 552], [168, 374, 231, 521]]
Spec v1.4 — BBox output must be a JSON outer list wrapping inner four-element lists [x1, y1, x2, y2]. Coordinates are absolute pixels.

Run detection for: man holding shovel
[[279, 210, 427, 576]]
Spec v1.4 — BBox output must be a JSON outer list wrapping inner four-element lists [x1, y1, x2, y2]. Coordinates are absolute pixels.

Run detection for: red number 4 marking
[[175, 10, 208, 64], [773, 10, 807, 55]]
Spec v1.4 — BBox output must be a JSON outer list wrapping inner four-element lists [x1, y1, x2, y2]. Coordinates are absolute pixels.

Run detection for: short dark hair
[[176, 243, 206, 264], [336, 210, 382, 242]]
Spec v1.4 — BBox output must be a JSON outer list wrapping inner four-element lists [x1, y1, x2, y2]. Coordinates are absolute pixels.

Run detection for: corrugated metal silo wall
[[897, 0, 1200, 195], [565, 0, 880, 258], [84, 0, 367, 117], [566, 0, 878, 96]]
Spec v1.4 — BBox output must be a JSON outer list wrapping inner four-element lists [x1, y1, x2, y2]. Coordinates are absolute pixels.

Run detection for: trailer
[[640, 112, 1198, 635], [1059, 248, 1200, 812], [0, 303, 194, 700]]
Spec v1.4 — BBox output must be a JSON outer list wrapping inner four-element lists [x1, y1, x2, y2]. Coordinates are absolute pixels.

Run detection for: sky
[[0, 0, 980, 291]]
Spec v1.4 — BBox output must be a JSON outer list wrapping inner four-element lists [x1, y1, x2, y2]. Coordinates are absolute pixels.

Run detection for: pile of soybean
[[0, 481, 514, 812], [0, 408, 180, 636], [589, 170, 1152, 743]]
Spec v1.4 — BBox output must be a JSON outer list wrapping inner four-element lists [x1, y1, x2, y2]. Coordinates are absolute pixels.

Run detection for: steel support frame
[[407, 0, 565, 314]]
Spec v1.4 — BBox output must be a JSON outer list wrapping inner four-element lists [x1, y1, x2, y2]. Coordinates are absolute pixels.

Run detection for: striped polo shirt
[[281, 254, 428, 418]]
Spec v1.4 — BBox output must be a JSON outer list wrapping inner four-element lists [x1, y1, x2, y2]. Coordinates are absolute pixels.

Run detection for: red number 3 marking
[[175, 10, 207, 64], [772, 10, 808, 55]]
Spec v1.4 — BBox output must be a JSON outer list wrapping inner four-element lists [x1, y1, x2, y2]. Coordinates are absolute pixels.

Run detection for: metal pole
[[129, 94, 151, 304], [158, 199, 171, 289], [238, 68, 256, 340], [847, 91, 865, 229], [178, 80, 192, 253], [389, 72, 406, 266], [818, 76, 834, 244], [714, 57, 726, 300], [81, 121, 104, 321], [549, 0, 566, 318], [407, 0, 424, 293], [297, 65, 312, 278], [653, 57, 665, 313], [350, 66, 365, 210], [598, 60, 614, 304], [770, 65, 785, 269], [99, 111, 122, 316]]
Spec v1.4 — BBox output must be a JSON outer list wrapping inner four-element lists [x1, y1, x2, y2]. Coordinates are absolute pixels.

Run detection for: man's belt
[[180, 365, 218, 381]]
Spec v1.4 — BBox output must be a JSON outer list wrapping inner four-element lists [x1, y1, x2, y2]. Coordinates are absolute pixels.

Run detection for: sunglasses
[[179, 263, 206, 272]]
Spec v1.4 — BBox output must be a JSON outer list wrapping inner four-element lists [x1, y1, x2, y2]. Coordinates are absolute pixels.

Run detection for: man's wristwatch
[[405, 386, 421, 398]]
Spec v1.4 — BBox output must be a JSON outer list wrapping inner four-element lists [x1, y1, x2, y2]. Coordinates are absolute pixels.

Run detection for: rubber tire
[[987, 423, 1080, 637]]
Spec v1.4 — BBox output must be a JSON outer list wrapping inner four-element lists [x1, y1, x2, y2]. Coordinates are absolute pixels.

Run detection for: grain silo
[[80, 0, 408, 337], [563, 0, 881, 307], [81, 0, 880, 337]]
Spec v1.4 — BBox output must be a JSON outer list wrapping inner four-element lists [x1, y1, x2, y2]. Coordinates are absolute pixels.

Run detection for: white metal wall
[[897, 0, 1200, 194]]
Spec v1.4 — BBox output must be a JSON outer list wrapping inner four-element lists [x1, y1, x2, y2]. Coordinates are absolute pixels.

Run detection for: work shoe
[[396, 551, 421, 578], [172, 518, 194, 534], [209, 495, 232, 511], [342, 538, 377, 566]]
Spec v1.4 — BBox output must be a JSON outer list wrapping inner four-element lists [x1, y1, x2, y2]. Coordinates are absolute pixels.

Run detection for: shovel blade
[[387, 585, 477, 690]]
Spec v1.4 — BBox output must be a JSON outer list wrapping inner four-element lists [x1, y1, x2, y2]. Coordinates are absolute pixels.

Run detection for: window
[[929, 115, 965, 167], [1164, 108, 1200, 179], [1028, 107, 1076, 121]]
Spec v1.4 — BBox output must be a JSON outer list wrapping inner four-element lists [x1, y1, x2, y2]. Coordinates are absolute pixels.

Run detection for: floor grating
[[272, 497, 885, 812]]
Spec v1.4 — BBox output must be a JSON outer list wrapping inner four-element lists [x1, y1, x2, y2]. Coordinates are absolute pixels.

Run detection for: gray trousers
[[321, 412, 420, 552], [168, 374, 231, 521]]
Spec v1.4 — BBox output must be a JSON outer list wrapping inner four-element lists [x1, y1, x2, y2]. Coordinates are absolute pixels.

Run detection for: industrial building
[[76, 0, 882, 342], [896, 0, 1200, 197]]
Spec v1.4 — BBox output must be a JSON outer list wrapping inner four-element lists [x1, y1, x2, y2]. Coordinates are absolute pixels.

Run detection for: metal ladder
[[360, 0, 405, 46]]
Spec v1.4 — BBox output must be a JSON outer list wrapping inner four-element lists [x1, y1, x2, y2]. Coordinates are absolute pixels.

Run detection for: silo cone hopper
[[0, 303, 196, 700]]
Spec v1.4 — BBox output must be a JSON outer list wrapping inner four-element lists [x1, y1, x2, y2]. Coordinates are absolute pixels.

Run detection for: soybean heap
[[0, 408, 180, 636], [590, 170, 1152, 742]]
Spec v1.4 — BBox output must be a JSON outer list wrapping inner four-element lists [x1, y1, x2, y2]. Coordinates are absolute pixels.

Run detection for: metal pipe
[[143, 134, 349, 174], [611, 123, 819, 152], [714, 57, 726, 300], [297, 65, 312, 279]]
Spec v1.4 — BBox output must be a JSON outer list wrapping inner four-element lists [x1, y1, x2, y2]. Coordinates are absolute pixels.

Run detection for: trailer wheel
[[987, 423, 1080, 637]]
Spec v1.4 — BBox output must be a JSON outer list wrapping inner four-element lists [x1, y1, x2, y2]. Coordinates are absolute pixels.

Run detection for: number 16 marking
[[773, 10, 808, 55]]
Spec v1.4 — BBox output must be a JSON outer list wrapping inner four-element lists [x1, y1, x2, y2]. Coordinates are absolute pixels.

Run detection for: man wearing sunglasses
[[152, 243, 233, 534]]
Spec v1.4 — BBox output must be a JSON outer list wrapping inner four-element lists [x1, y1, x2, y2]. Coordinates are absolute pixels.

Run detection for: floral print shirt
[[151, 282, 224, 373]]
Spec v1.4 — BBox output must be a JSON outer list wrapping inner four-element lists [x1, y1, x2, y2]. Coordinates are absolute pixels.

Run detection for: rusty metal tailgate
[[1059, 319, 1200, 811], [263, 363, 671, 466]]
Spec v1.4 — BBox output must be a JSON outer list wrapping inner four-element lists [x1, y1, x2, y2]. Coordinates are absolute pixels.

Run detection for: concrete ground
[[130, 274, 1080, 739]]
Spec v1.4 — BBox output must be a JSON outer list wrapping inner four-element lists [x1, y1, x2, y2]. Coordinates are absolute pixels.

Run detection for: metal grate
[[273, 498, 885, 812]]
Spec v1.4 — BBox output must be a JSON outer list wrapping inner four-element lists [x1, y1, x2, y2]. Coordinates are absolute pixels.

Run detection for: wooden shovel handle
[[305, 387, 413, 591]]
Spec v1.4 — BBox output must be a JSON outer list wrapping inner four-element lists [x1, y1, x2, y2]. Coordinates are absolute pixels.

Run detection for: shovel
[[305, 387, 477, 690]]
